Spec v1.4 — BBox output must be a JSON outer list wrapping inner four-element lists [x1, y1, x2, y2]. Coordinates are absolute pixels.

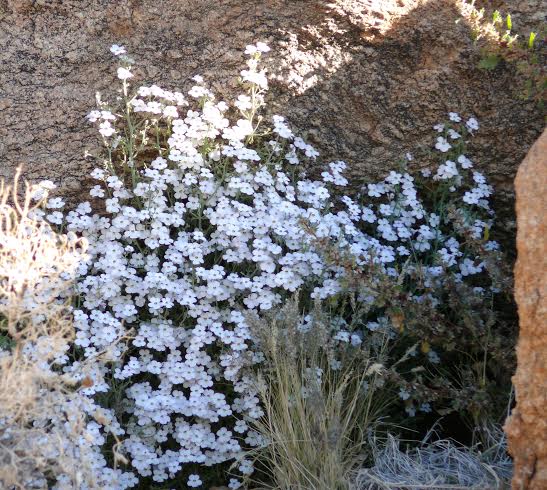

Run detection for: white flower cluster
[[43, 44, 500, 488]]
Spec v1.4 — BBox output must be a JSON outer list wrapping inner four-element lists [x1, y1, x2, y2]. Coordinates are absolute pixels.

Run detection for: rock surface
[[0, 0, 544, 232], [504, 128, 547, 490]]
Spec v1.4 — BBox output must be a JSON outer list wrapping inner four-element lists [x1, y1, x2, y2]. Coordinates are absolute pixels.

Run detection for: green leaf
[[506, 14, 512, 31], [0, 333, 14, 351], [479, 54, 501, 70], [483, 226, 490, 242], [529, 31, 537, 49], [492, 10, 501, 25]]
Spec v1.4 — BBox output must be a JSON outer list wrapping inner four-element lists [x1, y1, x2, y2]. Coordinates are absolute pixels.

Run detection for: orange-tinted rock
[[505, 128, 547, 490]]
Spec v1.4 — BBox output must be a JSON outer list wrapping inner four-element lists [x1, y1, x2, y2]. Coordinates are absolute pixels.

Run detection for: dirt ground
[[0, 0, 545, 244]]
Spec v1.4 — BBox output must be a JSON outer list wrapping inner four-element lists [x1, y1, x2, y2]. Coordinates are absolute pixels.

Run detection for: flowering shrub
[[312, 169, 514, 429], [33, 43, 513, 488], [316, 111, 515, 427]]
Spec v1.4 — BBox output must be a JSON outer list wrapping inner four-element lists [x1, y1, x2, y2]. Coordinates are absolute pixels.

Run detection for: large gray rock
[[0, 0, 544, 232]]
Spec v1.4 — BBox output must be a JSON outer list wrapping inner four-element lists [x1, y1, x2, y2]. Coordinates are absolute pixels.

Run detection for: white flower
[[117, 67, 133, 80], [101, 110, 116, 120], [46, 211, 63, 224], [187, 474, 202, 487], [223, 119, 254, 141], [244, 44, 258, 55], [367, 183, 385, 197], [245, 42, 270, 55], [448, 112, 461, 122], [463, 190, 479, 204], [457, 154, 473, 169], [90, 168, 105, 180], [466, 117, 479, 132], [435, 137, 451, 152], [435, 160, 459, 180], [448, 129, 460, 139], [229, 478, 243, 489], [138, 86, 152, 97], [428, 350, 440, 363], [272, 115, 293, 139], [110, 44, 126, 56], [473, 171, 486, 184], [37, 180, 56, 191], [399, 389, 410, 400], [460, 258, 484, 276], [235, 95, 252, 111], [46, 197, 65, 209], [255, 42, 271, 53], [163, 106, 178, 118], [420, 403, 432, 413], [99, 121, 115, 137], [90, 185, 105, 198], [240, 69, 268, 89], [86, 110, 101, 122], [189, 85, 211, 98]]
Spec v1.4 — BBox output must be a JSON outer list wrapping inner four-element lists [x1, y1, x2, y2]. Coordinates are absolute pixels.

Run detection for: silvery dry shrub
[[0, 173, 133, 490], [356, 428, 512, 489], [38, 42, 513, 488]]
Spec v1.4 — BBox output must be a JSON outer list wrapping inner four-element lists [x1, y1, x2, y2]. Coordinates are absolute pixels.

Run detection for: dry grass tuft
[[244, 295, 391, 490], [0, 170, 99, 489], [0, 170, 83, 345]]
